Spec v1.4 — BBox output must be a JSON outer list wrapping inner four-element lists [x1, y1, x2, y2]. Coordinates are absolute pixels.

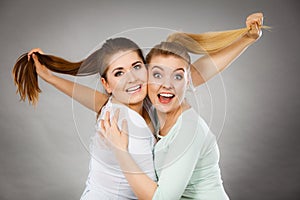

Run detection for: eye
[[174, 74, 183, 80], [133, 64, 142, 70], [153, 72, 162, 79], [114, 71, 124, 77]]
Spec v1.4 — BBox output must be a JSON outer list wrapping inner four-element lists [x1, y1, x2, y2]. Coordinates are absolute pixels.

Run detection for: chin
[[128, 93, 147, 105], [153, 103, 175, 114]]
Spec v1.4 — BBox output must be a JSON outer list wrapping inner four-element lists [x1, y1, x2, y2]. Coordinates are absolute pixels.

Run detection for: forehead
[[108, 50, 142, 70], [148, 55, 188, 71]]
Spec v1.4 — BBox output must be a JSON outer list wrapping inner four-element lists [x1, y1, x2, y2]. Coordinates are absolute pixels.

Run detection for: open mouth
[[126, 84, 142, 94], [158, 92, 175, 104]]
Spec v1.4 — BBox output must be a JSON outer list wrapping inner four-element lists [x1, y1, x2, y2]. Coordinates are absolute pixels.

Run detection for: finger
[[247, 14, 263, 27], [98, 119, 106, 132], [96, 125, 111, 149], [28, 48, 44, 55], [247, 12, 263, 20], [250, 17, 262, 27], [28, 48, 44, 61], [251, 22, 259, 31], [121, 119, 128, 135], [101, 119, 105, 130], [246, 13, 263, 26], [98, 119, 109, 139], [104, 111, 111, 129], [96, 128, 105, 140], [32, 54, 42, 66], [112, 108, 120, 125]]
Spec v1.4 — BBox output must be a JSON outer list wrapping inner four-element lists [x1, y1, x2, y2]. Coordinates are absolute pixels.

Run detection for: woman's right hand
[[27, 47, 44, 60], [246, 12, 263, 41], [28, 48, 55, 83], [99, 109, 129, 153]]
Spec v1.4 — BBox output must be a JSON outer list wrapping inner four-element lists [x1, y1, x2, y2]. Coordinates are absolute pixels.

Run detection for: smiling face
[[101, 50, 147, 106], [148, 55, 189, 113]]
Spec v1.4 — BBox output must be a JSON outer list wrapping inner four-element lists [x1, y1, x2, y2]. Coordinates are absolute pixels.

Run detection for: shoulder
[[179, 108, 210, 137], [178, 108, 217, 151]]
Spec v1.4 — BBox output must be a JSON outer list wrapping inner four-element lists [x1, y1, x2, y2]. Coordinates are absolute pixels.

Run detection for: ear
[[101, 77, 112, 94]]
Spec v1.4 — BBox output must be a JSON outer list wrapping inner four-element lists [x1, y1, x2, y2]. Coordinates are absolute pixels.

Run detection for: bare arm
[[115, 151, 157, 200], [31, 51, 108, 112], [101, 111, 200, 200], [191, 12, 264, 86], [101, 111, 157, 200]]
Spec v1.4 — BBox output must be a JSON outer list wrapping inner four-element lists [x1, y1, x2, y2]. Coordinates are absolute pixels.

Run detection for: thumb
[[248, 22, 261, 40], [251, 22, 259, 31], [32, 54, 41, 66]]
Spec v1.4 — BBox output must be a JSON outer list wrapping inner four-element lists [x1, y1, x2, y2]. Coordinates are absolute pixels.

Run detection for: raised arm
[[191, 12, 264, 86], [29, 49, 108, 112]]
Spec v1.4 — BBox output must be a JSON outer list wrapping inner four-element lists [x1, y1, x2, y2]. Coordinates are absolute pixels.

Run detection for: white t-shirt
[[81, 98, 157, 200]]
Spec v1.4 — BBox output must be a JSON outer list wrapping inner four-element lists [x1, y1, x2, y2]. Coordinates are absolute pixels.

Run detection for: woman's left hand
[[246, 12, 264, 40], [97, 109, 129, 152]]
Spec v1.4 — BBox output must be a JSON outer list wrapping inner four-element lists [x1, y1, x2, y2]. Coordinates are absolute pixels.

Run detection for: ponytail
[[12, 51, 100, 105], [13, 37, 143, 105], [167, 26, 269, 54]]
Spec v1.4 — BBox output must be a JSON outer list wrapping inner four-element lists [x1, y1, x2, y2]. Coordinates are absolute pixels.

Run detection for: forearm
[[48, 75, 108, 112], [115, 150, 157, 200], [191, 34, 257, 86]]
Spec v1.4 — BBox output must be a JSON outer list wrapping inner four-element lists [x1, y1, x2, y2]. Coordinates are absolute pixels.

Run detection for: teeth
[[159, 93, 174, 98], [126, 85, 141, 92]]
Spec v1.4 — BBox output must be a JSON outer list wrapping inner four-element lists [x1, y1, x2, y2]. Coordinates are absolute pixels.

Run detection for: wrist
[[242, 34, 258, 45], [114, 148, 130, 164], [245, 27, 262, 43]]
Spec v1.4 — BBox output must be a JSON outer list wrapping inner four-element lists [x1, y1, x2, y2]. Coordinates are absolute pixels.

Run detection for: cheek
[[137, 68, 148, 82], [107, 76, 122, 92], [175, 81, 188, 97], [147, 82, 158, 96]]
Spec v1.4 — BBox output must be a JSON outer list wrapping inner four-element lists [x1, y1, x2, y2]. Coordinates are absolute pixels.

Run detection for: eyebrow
[[152, 66, 185, 73], [131, 61, 142, 66], [111, 61, 142, 73], [152, 66, 164, 71], [175, 68, 185, 73]]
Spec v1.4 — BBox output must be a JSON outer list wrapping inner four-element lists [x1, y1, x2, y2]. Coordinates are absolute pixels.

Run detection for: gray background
[[1, 0, 299, 199]]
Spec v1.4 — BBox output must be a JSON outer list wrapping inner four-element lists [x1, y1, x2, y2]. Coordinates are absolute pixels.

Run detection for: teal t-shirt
[[153, 108, 229, 200]]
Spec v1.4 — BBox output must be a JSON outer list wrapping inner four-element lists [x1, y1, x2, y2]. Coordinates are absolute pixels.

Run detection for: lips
[[126, 84, 142, 94], [158, 92, 175, 104]]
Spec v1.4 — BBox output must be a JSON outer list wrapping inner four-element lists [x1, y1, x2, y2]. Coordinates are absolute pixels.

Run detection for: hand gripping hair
[[13, 38, 143, 105], [13, 23, 269, 105]]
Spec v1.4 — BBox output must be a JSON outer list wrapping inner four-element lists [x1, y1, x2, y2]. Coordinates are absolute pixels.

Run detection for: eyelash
[[153, 73, 183, 80], [133, 64, 142, 70], [114, 64, 142, 77], [153, 72, 162, 79], [174, 74, 183, 80], [114, 71, 124, 77]]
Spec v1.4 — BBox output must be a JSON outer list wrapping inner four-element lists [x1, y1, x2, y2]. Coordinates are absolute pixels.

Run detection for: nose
[[127, 69, 137, 83], [161, 77, 173, 89]]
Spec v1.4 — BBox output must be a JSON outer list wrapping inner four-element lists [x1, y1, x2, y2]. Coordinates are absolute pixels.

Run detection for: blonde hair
[[167, 26, 269, 54]]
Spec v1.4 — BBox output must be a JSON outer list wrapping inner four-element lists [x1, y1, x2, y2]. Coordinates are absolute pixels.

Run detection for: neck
[[128, 102, 144, 116], [111, 97, 144, 116], [157, 100, 190, 137]]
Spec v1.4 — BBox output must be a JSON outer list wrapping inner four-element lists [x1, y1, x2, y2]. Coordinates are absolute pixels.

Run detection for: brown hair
[[13, 37, 145, 105]]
